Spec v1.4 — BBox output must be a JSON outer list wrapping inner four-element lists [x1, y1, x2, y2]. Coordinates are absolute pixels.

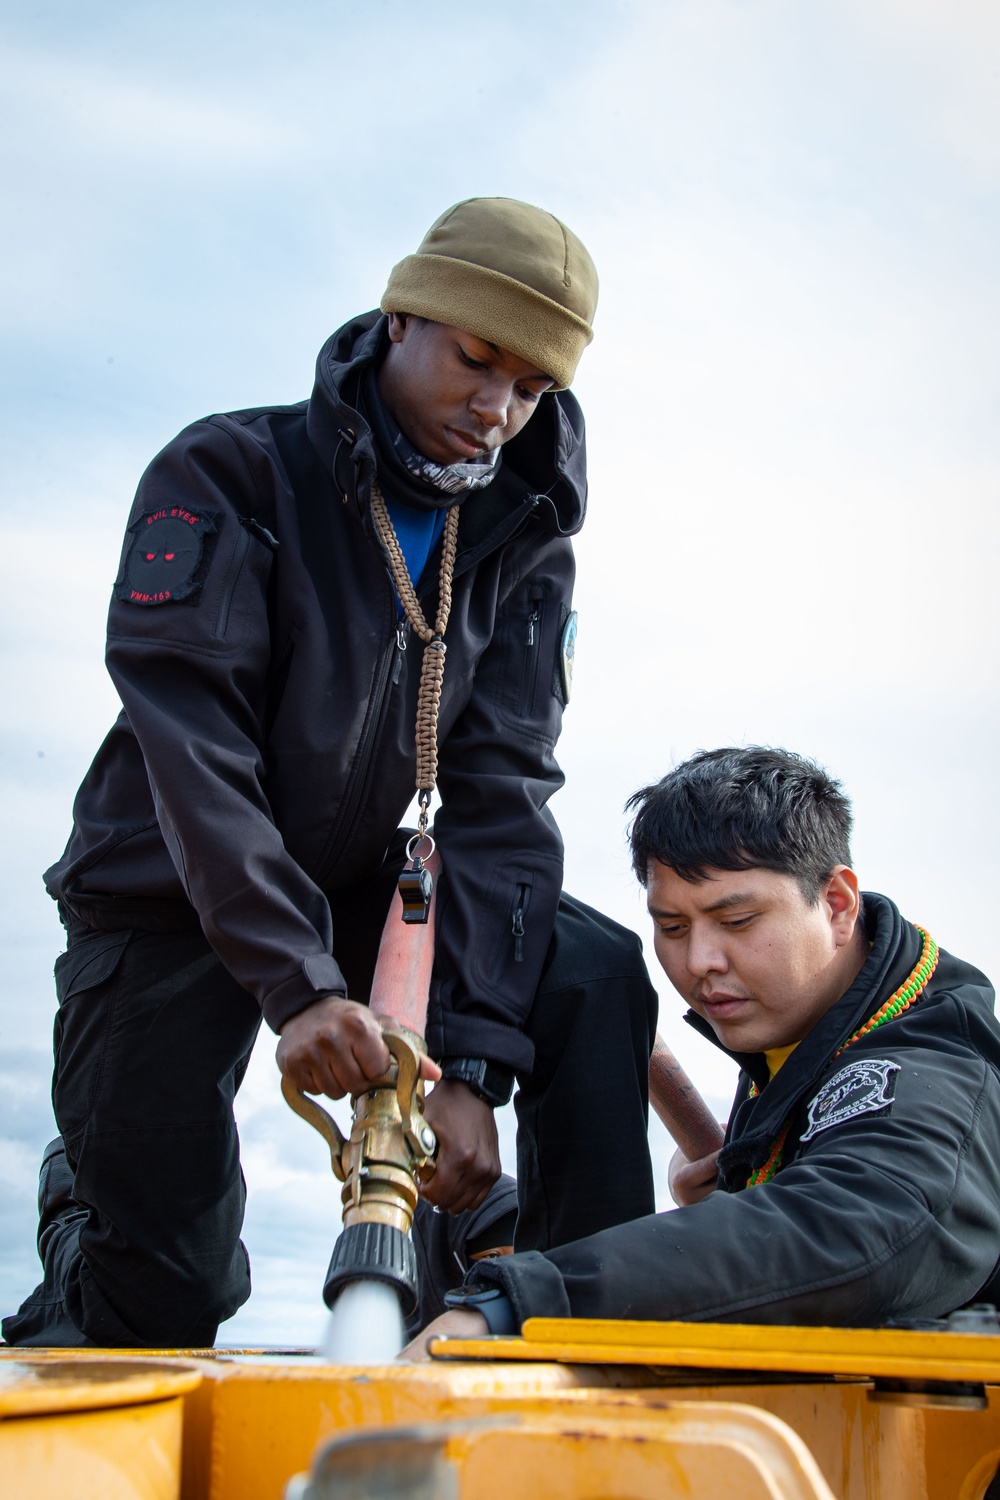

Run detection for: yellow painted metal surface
[[2, 1400, 185, 1500], [173, 1354, 1000, 1500], [183, 1357, 613, 1500], [4, 1327, 1000, 1500], [431, 1316, 1000, 1383], [289, 1404, 838, 1500], [0, 1355, 202, 1416], [0, 1356, 201, 1500]]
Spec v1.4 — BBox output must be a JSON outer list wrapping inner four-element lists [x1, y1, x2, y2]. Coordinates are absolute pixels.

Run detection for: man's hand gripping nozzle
[[281, 1029, 437, 1318], [281, 844, 441, 1321]]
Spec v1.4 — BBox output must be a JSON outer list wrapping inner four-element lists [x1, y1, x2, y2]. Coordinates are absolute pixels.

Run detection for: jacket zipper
[[450, 496, 540, 582], [316, 587, 401, 883], [317, 490, 543, 883], [213, 524, 251, 639], [391, 620, 407, 685], [517, 588, 545, 716], [511, 882, 530, 963], [492, 880, 532, 980]]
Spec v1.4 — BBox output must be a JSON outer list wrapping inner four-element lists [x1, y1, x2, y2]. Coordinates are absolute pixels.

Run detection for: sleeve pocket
[[494, 583, 562, 743]]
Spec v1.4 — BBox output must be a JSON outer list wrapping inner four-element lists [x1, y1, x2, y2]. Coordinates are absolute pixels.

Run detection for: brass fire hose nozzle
[[282, 1026, 438, 1314], [281, 1026, 438, 1236]]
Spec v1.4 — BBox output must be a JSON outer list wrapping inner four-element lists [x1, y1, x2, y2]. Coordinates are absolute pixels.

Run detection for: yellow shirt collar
[[763, 1042, 799, 1079]]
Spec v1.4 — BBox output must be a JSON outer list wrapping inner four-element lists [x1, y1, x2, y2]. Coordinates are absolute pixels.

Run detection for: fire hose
[[284, 853, 724, 1318]]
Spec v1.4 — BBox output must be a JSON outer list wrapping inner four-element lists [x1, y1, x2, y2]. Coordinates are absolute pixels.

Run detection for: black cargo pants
[[3, 851, 657, 1347]]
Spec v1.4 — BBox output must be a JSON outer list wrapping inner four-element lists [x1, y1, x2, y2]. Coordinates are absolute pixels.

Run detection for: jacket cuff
[[467, 1250, 571, 1325], [425, 1013, 535, 1074], [262, 954, 348, 1033]]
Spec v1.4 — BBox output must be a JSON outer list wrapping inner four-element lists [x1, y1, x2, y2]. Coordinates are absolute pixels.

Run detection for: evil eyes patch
[[115, 507, 220, 607], [801, 1058, 900, 1143]]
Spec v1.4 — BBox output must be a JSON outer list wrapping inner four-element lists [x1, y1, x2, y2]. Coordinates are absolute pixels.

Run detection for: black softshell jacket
[[45, 314, 586, 1067], [474, 894, 1000, 1325]]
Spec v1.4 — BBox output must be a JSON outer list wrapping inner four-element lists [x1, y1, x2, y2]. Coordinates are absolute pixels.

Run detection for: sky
[[1, 0, 997, 1345]]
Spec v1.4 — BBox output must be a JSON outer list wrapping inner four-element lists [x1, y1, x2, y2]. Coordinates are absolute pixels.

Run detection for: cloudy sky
[[1, 0, 997, 1345]]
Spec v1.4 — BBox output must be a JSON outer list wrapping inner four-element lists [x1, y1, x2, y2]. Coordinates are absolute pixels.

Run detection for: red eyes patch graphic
[[115, 507, 220, 607]]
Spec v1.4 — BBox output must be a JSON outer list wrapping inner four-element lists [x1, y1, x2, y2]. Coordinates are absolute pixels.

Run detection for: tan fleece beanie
[[380, 197, 598, 390]]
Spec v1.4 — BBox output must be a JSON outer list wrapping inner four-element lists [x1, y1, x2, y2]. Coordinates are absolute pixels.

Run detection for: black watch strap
[[443, 1284, 517, 1335], [440, 1057, 515, 1108]]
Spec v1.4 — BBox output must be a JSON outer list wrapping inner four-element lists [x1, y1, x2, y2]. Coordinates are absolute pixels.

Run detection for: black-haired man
[[4, 198, 657, 1348], [415, 747, 1000, 1346]]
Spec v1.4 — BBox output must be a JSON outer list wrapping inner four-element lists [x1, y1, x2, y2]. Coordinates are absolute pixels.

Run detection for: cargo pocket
[[53, 929, 132, 1142]]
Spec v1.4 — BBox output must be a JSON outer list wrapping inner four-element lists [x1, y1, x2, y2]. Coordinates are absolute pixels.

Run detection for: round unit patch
[[115, 506, 220, 607], [559, 610, 578, 704], [801, 1058, 900, 1143]]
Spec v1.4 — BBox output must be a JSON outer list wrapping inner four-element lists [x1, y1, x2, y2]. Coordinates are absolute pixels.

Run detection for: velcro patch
[[115, 506, 220, 607], [801, 1058, 900, 1142]]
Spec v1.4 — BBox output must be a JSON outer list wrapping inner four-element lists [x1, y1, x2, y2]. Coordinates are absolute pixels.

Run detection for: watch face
[[480, 1062, 514, 1106], [447, 1286, 498, 1307], [443, 1283, 517, 1335], [442, 1058, 514, 1106], [478, 1064, 502, 1101]]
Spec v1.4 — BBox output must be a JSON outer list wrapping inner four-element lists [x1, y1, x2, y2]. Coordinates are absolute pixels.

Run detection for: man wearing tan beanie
[[6, 198, 657, 1349]]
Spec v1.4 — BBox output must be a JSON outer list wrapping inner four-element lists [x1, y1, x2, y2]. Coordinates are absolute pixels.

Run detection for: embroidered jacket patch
[[115, 507, 220, 607], [556, 609, 577, 705], [801, 1058, 901, 1142]]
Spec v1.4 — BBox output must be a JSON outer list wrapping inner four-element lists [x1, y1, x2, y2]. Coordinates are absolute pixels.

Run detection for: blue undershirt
[[383, 497, 447, 611]]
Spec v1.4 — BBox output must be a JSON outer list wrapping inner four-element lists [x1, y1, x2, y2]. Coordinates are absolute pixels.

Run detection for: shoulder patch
[[555, 609, 577, 705], [801, 1058, 900, 1143], [115, 506, 220, 607]]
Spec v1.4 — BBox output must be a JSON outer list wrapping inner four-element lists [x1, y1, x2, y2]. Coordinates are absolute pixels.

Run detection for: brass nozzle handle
[[280, 1074, 349, 1182], [280, 1026, 438, 1181], [384, 1027, 438, 1172]]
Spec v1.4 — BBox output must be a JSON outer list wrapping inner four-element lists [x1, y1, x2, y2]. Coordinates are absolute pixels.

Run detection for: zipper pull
[[392, 621, 407, 685], [512, 895, 526, 963], [238, 516, 280, 550], [526, 607, 540, 647]]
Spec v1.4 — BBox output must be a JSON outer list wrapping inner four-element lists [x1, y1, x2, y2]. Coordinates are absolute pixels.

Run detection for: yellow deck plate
[[0, 1356, 201, 1419], [429, 1317, 1000, 1383]]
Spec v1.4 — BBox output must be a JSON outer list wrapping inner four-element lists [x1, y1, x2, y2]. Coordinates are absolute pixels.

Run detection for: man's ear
[[824, 866, 862, 947], [385, 311, 409, 344]]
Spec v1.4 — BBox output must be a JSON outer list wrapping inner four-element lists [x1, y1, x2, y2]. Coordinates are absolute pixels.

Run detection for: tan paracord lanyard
[[371, 480, 460, 922]]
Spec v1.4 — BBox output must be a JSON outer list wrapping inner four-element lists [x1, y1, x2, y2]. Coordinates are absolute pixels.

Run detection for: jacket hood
[[306, 312, 588, 539]]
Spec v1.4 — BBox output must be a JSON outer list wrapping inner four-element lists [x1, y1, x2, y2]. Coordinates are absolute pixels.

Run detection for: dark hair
[[626, 747, 854, 902]]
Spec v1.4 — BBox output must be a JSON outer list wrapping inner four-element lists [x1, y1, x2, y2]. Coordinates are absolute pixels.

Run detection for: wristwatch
[[443, 1284, 517, 1335], [440, 1057, 515, 1108]]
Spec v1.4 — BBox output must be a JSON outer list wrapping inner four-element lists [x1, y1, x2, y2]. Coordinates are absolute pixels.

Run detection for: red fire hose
[[370, 851, 723, 1163]]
